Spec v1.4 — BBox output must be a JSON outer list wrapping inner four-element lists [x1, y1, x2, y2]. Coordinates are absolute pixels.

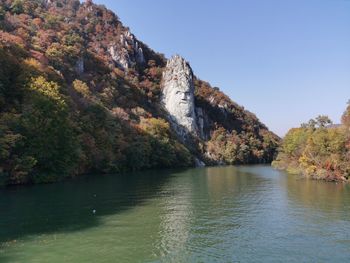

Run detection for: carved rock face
[[162, 55, 198, 138]]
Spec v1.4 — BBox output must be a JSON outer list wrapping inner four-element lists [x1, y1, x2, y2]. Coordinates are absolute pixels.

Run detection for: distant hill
[[327, 124, 342, 129]]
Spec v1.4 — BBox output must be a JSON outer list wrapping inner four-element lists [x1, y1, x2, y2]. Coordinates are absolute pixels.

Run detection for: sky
[[94, 0, 350, 136]]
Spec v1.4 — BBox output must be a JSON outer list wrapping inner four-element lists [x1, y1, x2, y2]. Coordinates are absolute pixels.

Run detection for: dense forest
[[273, 102, 350, 182], [0, 0, 279, 186]]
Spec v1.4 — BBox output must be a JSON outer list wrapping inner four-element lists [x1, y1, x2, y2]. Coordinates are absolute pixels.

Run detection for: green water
[[1, 166, 350, 263]]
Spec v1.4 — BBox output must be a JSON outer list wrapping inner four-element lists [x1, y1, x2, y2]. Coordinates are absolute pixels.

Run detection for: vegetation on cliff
[[0, 0, 279, 185], [273, 103, 350, 181]]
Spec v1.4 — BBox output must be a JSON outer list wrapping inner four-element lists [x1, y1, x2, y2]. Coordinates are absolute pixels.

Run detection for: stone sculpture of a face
[[173, 89, 192, 116], [162, 55, 198, 136]]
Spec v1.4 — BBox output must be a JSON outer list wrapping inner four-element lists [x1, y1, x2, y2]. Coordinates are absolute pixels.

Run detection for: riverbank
[[272, 104, 350, 183], [272, 161, 348, 182]]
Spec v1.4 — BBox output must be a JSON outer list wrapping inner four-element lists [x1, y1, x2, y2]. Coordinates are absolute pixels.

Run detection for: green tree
[[281, 128, 310, 157], [19, 77, 78, 183], [78, 104, 125, 173], [126, 138, 152, 170], [0, 6, 5, 21], [10, 0, 24, 14], [72, 79, 91, 97], [301, 119, 317, 129], [44, 14, 61, 30]]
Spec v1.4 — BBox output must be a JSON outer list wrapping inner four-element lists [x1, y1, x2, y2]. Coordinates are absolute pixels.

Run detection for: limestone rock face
[[161, 55, 198, 139], [109, 45, 130, 69], [75, 58, 84, 75], [109, 30, 145, 70], [195, 107, 211, 140]]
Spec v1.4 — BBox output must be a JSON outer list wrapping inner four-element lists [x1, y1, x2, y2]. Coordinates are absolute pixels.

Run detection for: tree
[[0, 113, 33, 185], [315, 115, 332, 128], [0, 6, 5, 21], [46, 43, 64, 69], [10, 0, 24, 14], [44, 14, 61, 30], [139, 118, 170, 138], [301, 116, 332, 130], [19, 77, 78, 183], [301, 119, 317, 129], [342, 100, 350, 129]]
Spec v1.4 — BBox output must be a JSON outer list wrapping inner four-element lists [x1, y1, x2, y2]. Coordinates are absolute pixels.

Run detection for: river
[[1, 165, 350, 262]]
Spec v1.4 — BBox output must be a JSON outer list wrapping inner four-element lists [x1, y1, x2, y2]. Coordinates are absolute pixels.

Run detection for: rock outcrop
[[161, 55, 199, 140], [195, 107, 210, 140], [109, 30, 145, 70], [75, 58, 84, 75]]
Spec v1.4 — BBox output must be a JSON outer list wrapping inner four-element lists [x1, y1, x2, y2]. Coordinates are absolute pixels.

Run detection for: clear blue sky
[[94, 0, 350, 136]]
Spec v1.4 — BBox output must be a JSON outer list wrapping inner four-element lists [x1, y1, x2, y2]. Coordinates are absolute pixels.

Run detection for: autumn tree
[[72, 79, 91, 97], [342, 100, 350, 129]]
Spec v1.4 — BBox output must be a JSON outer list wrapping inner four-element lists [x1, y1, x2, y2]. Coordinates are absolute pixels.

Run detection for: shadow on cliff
[[195, 97, 246, 135]]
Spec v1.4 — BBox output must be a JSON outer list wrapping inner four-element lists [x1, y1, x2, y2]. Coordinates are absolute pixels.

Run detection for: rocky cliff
[[162, 55, 198, 140], [109, 30, 145, 70], [161, 53, 280, 165], [0, 0, 279, 185]]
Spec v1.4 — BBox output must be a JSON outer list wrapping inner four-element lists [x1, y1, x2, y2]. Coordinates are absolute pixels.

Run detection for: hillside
[[273, 105, 350, 182], [0, 0, 279, 185]]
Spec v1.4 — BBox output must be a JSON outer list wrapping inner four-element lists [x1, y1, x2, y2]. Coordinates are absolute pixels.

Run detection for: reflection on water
[[157, 176, 193, 262], [285, 174, 350, 217], [1, 166, 350, 262]]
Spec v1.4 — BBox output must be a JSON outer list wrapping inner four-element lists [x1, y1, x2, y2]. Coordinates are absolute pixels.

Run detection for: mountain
[[0, 0, 279, 185]]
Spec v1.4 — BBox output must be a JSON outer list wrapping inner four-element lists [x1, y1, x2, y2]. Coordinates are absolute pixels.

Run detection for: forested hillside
[[273, 103, 350, 181], [0, 0, 279, 185]]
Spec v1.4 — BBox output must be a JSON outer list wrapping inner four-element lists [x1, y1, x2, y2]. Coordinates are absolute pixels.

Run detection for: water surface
[[1, 166, 350, 262]]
